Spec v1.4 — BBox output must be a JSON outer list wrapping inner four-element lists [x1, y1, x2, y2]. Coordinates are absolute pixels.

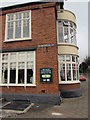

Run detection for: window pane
[[18, 52, 25, 59], [64, 27, 69, 43], [23, 12, 29, 19], [72, 56, 75, 62], [10, 63, 16, 83], [18, 62, 25, 69], [23, 11, 30, 38], [63, 21, 68, 26], [76, 64, 79, 80], [18, 62, 25, 84], [67, 64, 71, 81], [18, 70, 24, 84], [10, 53, 16, 60], [23, 19, 29, 37], [76, 57, 78, 62], [27, 52, 33, 57], [74, 29, 76, 44], [2, 63, 8, 83], [77, 70, 79, 80], [70, 22, 73, 28], [27, 61, 33, 69], [8, 15, 11, 21], [8, 14, 13, 21], [58, 21, 63, 43], [27, 69, 33, 83], [27, 61, 33, 84], [60, 64, 65, 81], [2, 54, 8, 60], [66, 55, 70, 61], [15, 21, 21, 38], [15, 13, 21, 20], [70, 28, 74, 43], [70, 22, 76, 45], [72, 64, 76, 80], [58, 55, 65, 62], [7, 22, 13, 39]]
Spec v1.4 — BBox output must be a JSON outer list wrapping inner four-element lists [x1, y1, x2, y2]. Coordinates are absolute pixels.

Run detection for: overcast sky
[[65, 1, 88, 63], [0, 0, 89, 63]]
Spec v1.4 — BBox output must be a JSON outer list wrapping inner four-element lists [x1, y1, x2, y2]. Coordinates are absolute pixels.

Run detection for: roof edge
[[0, 2, 54, 11]]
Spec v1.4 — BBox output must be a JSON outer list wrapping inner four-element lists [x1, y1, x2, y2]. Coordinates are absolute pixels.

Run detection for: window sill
[[0, 84, 36, 87], [4, 38, 32, 43], [59, 80, 80, 84]]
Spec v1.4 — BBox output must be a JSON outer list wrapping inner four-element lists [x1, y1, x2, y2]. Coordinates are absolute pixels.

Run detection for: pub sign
[[40, 68, 52, 82]]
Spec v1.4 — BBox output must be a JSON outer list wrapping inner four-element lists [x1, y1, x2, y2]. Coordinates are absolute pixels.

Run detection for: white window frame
[[58, 55, 80, 84], [5, 10, 32, 42], [0, 51, 36, 87], [57, 20, 77, 45]]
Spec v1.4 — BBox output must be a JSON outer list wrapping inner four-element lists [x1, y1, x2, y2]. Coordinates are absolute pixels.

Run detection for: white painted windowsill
[[0, 84, 36, 87], [4, 38, 32, 42], [59, 80, 80, 84]]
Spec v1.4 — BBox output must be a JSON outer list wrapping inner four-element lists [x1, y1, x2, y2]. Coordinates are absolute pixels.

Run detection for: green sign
[[40, 68, 52, 82]]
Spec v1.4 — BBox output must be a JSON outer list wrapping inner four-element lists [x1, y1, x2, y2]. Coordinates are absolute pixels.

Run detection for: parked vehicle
[[79, 75, 86, 81]]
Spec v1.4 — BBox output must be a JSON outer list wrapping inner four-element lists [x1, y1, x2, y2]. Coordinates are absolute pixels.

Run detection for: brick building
[[0, 2, 82, 104]]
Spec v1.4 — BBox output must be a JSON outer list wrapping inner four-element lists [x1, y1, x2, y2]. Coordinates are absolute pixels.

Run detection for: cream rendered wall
[[57, 10, 76, 23], [58, 44, 79, 56]]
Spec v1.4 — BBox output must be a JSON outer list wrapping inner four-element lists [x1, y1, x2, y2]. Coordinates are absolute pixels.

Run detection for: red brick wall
[[1, 6, 57, 49], [59, 83, 80, 91], [0, 15, 2, 49], [1, 3, 59, 94]]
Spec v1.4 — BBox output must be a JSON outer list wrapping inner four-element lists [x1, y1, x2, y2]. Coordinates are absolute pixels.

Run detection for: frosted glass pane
[[7, 22, 13, 39], [15, 21, 21, 38], [23, 19, 29, 37]]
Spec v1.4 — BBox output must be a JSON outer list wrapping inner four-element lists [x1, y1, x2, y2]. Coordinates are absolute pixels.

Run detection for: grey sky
[[65, 1, 88, 63], [0, 0, 88, 63]]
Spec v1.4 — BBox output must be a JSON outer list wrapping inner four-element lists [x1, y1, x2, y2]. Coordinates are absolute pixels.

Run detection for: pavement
[[0, 74, 88, 118]]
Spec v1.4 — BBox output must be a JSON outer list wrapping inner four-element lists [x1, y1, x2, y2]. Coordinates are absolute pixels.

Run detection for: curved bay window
[[58, 55, 79, 82], [58, 21, 76, 45]]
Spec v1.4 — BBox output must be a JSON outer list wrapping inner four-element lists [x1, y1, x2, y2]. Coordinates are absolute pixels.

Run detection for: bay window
[[5, 10, 31, 41], [58, 55, 79, 82], [0, 51, 35, 86], [57, 20, 76, 45]]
